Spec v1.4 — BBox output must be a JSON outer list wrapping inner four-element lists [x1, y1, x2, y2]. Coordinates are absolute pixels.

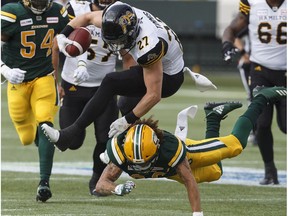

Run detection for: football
[[65, 27, 92, 57]]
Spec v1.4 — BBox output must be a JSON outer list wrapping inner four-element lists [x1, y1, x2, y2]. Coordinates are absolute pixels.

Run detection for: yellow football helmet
[[123, 124, 160, 169]]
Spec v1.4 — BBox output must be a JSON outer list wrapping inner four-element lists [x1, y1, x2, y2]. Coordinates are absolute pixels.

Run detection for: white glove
[[113, 181, 136, 196], [108, 116, 130, 138], [56, 34, 73, 57], [73, 61, 89, 85], [1, 64, 26, 84]]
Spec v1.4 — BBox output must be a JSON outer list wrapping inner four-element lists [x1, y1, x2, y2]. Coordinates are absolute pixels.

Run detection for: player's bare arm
[[176, 158, 202, 213], [95, 162, 123, 195], [68, 11, 103, 29], [132, 60, 163, 118], [222, 13, 248, 43]]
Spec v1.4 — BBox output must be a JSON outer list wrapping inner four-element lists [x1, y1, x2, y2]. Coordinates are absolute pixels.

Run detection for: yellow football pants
[[7, 75, 59, 145], [169, 134, 243, 183]]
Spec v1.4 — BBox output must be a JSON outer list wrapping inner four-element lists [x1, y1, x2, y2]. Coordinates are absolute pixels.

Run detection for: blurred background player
[[222, 0, 287, 185], [1, 0, 69, 201], [52, 0, 123, 196]]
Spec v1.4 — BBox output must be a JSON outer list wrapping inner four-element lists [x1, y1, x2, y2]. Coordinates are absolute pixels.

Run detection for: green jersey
[[106, 131, 186, 179], [1, 2, 69, 81]]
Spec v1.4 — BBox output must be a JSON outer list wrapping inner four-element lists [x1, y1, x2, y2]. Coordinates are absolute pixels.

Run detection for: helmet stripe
[[133, 124, 143, 161]]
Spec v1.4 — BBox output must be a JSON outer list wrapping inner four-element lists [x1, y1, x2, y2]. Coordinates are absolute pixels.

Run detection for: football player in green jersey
[[91, 86, 286, 216], [1, 0, 69, 202]]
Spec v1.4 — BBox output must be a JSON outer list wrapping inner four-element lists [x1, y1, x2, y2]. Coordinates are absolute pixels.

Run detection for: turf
[[1, 73, 287, 215]]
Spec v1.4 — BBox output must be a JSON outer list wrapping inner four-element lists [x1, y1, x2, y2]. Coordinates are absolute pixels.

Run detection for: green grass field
[[1, 73, 287, 215]]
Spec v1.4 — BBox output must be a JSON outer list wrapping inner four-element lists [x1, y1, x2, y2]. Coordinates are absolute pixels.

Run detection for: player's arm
[[176, 158, 202, 214], [222, 12, 248, 43], [95, 162, 123, 195], [68, 10, 103, 29]]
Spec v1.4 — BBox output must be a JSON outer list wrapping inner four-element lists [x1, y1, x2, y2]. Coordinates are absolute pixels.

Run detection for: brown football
[[65, 27, 92, 57]]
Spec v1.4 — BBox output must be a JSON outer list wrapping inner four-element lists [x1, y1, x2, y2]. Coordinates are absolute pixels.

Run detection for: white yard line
[[2, 162, 286, 188]]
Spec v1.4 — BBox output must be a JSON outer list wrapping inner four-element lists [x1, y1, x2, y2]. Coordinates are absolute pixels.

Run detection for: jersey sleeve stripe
[[1, 11, 16, 22], [140, 41, 165, 67], [168, 137, 184, 167], [111, 138, 125, 165], [68, 14, 75, 21], [60, 7, 68, 17], [239, 1, 250, 15]]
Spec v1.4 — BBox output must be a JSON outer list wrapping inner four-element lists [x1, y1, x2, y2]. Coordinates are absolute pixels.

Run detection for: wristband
[[239, 49, 246, 56], [125, 111, 139, 124], [77, 60, 87, 67], [60, 25, 75, 37]]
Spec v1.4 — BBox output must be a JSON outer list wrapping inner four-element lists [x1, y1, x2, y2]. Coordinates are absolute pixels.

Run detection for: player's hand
[[56, 34, 73, 57], [1, 65, 26, 84], [108, 116, 130, 138], [73, 62, 89, 85], [222, 41, 238, 62], [113, 181, 136, 196]]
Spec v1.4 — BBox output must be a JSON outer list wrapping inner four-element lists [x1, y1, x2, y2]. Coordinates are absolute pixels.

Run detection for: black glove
[[222, 41, 238, 62]]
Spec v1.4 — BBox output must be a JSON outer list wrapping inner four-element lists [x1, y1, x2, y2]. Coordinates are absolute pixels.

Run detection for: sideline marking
[[2, 162, 286, 188]]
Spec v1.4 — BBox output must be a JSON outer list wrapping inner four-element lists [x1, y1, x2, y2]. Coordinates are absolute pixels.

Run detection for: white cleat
[[41, 124, 60, 143]]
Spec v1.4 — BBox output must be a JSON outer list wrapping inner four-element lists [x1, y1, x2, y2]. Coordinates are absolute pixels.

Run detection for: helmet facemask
[[123, 124, 160, 174], [23, 0, 53, 14]]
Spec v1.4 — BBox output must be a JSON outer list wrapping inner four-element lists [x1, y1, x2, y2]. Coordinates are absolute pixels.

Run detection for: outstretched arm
[[68, 10, 103, 29], [176, 158, 202, 214]]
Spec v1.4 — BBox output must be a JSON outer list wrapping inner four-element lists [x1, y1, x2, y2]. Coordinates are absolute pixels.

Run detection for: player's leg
[[7, 82, 37, 145], [59, 80, 89, 151], [89, 95, 119, 196], [42, 66, 184, 149], [32, 75, 59, 202]]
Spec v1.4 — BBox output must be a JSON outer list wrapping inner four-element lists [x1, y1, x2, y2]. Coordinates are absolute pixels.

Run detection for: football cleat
[[36, 180, 52, 202], [204, 101, 243, 119], [41, 124, 68, 152], [260, 166, 279, 185], [89, 172, 101, 196], [252, 86, 287, 103]]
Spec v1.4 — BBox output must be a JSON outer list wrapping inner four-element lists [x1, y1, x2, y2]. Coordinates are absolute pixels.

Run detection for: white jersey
[[62, 0, 117, 87], [128, 6, 184, 75], [241, 0, 287, 70]]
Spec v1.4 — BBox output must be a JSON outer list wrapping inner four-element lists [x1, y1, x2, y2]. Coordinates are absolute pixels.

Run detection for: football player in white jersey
[[222, 0, 287, 185], [42, 3, 185, 153], [52, 0, 120, 196]]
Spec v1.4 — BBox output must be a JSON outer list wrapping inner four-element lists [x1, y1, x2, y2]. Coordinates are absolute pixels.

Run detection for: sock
[[205, 115, 221, 138], [38, 122, 55, 181], [231, 95, 267, 149]]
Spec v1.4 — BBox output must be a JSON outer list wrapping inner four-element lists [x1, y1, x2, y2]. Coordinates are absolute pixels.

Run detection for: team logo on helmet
[[118, 11, 136, 34]]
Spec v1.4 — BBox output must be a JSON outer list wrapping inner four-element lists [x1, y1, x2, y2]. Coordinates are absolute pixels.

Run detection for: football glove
[[1, 64, 26, 84], [108, 116, 130, 138], [56, 34, 73, 57], [113, 181, 136, 196], [73, 61, 89, 85], [222, 41, 238, 62]]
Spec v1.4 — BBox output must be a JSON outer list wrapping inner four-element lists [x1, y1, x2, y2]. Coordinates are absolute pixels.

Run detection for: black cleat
[[89, 172, 101, 197], [36, 180, 52, 202], [204, 101, 243, 119], [253, 86, 287, 103], [260, 166, 279, 185]]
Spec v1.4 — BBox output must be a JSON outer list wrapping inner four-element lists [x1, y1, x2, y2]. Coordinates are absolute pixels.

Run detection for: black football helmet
[[23, 0, 53, 14], [101, 2, 139, 52]]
